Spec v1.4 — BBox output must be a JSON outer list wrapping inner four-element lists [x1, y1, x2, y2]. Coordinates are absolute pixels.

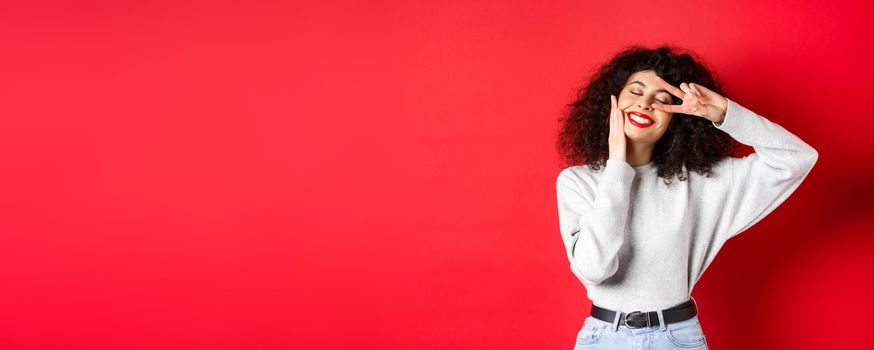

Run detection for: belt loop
[[692, 296, 699, 318], [611, 310, 621, 332], [656, 309, 667, 331]]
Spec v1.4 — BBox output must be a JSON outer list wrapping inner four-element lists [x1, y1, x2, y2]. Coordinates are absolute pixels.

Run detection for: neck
[[626, 141, 654, 167]]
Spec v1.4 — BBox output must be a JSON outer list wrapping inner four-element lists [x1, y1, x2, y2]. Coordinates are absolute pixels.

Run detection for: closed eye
[[630, 91, 667, 104]]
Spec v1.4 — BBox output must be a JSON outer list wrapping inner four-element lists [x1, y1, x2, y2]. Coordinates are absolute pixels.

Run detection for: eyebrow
[[629, 81, 671, 95]]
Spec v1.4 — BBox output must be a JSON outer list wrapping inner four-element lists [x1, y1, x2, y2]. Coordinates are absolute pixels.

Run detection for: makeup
[[627, 111, 655, 128]]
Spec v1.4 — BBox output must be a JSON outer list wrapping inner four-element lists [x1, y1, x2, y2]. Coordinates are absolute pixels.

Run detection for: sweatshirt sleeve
[[556, 159, 636, 285], [711, 98, 819, 244]]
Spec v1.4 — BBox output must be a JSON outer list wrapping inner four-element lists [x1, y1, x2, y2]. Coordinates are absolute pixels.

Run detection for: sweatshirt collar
[[632, 161, 658, 175]]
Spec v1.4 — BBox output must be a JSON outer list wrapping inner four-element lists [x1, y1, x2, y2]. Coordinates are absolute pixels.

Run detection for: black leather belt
[[590, 298, 697, 329]]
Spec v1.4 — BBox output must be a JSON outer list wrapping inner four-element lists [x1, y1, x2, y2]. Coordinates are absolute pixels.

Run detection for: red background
[[1, 1, 872, 349]]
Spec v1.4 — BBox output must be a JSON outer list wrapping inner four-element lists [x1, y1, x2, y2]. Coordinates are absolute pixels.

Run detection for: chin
[[625, 133, 661, 144], [629, 139, 656, 145], [626, 128, 665, 141]]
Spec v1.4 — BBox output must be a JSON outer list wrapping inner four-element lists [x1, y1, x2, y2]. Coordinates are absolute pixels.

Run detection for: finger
[[680, 82, 692, 95], [615, 96, 624, 124], [651, 102, 684, 114], [689, 83, 715, 98], [611, 95, 616, 116], [611, 95, 617, 123], [618, 106, 625, 124], [689, 83, 702, 97], [611, 95, 621, 132], [653, 75, 686, 99], [612, 95, 624, 125]]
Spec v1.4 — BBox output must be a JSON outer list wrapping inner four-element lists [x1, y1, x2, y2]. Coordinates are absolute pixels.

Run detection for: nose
[[638, 102, 653, 111]]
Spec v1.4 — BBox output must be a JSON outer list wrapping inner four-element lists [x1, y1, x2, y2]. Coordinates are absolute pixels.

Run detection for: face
[[618, 70, 674, 143]]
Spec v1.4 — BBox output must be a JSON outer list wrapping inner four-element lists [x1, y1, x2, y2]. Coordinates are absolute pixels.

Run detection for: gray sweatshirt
[[555, 98, 818, 313]]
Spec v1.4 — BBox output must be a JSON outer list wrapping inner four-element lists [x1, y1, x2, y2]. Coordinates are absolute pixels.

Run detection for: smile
[[627, 111, 655, 128]]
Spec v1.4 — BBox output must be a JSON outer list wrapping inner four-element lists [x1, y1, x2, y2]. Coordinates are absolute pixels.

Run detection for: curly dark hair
[[557, 44, 737, 186]]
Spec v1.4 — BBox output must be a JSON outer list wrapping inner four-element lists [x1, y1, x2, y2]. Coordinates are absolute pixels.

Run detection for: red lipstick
[[627, 111, 655, 128]]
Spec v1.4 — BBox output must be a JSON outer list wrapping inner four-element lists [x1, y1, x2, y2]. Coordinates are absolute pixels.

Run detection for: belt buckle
[[623, 311, 650, 329]]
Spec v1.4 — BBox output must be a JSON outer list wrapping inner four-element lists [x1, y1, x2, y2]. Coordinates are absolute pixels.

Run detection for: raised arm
[[555, 159, 636, 285], [650, 77, 819, 244], [710, 98, 819, 243]]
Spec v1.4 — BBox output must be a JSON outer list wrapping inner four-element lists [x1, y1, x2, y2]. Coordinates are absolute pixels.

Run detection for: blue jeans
[[573, 314, 709, 349]]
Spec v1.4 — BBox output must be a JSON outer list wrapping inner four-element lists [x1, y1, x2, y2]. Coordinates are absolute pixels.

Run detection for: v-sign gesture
[[651, 75, 729, 124]]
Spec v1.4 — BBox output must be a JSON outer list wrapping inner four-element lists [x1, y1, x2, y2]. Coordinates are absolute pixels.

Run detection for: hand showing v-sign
[[650, 75, 729, 124]]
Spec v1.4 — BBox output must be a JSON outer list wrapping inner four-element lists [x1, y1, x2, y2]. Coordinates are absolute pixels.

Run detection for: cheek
[[617, 94, 632, 108], [659, 114, 673, 125]]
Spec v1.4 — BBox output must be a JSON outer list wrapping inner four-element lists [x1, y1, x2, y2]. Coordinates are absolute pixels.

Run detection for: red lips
[[626, 111, 655, 128]]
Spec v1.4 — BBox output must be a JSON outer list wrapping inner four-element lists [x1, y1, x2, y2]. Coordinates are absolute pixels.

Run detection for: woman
[[555, 45, 818, 349]]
